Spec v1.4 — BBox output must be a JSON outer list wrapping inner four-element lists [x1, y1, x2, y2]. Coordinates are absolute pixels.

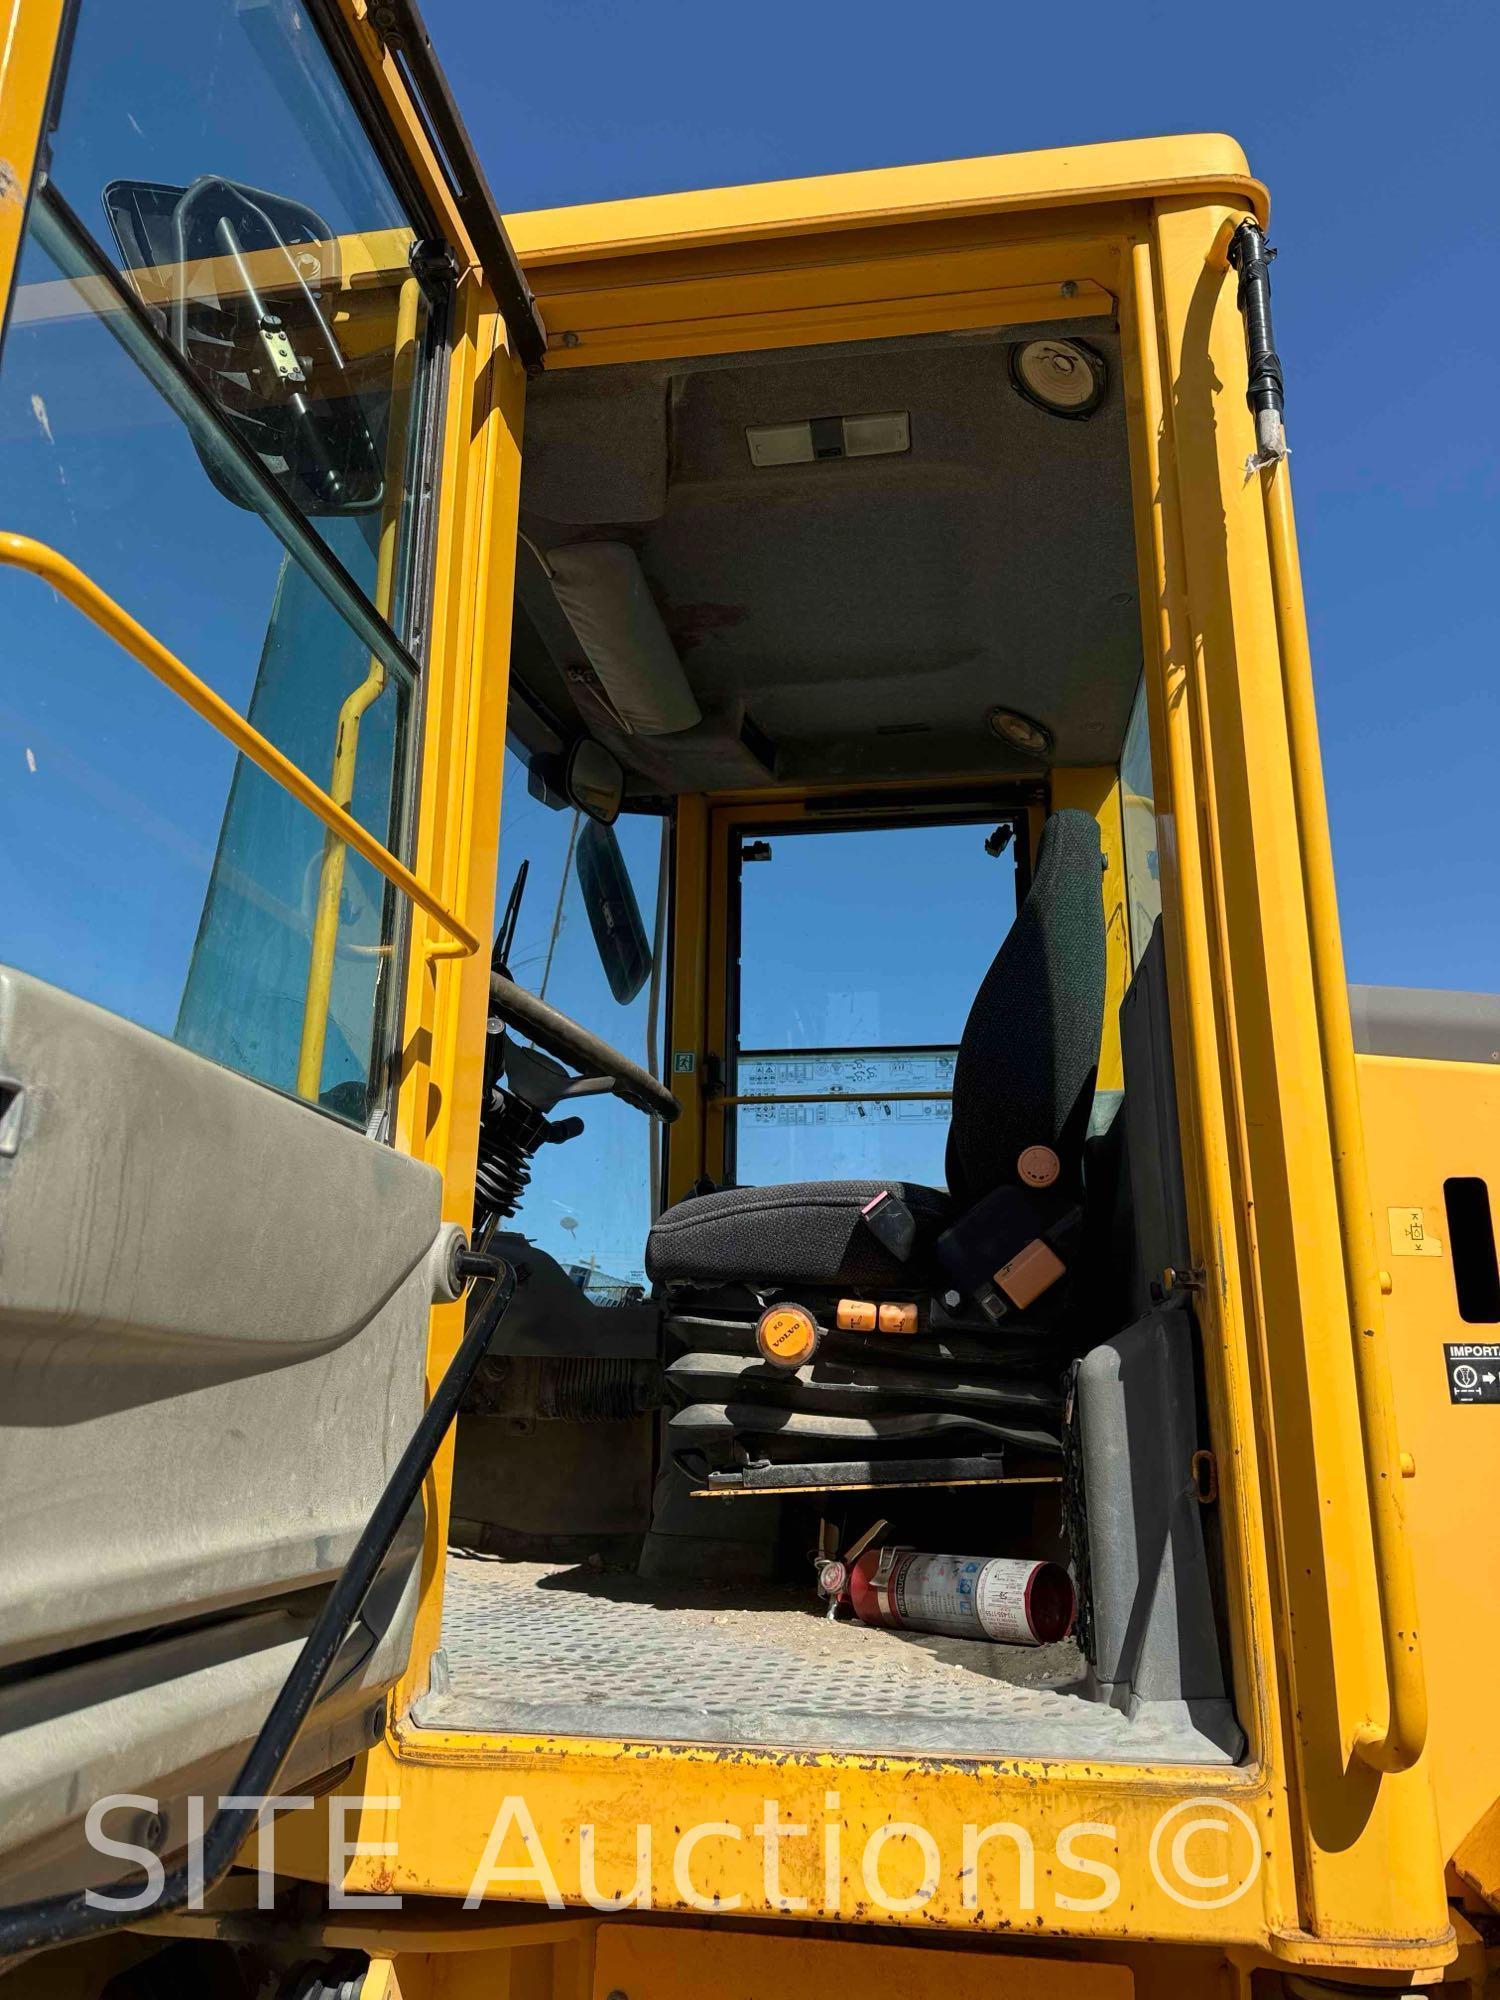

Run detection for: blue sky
[[429, 0, 1500, 996]]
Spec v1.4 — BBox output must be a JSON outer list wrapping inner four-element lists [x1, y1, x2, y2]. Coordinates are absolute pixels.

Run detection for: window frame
[[716, 799, 1034, 1186]]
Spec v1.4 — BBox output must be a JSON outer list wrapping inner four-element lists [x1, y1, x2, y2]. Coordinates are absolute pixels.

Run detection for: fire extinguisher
[[849, 1546, 1074, 1646]]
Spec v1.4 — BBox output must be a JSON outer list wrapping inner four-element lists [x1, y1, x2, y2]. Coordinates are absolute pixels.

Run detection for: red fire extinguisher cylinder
[[849, 1547, 1074, 1646]]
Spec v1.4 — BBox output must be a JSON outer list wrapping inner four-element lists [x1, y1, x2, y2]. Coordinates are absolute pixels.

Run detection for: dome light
[[988, 706, 1055, 757], [1009, 339, 1106, 419]]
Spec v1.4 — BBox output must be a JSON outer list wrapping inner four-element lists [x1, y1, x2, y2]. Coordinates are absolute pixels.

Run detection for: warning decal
[[1446, 1342, 1500, 1405]]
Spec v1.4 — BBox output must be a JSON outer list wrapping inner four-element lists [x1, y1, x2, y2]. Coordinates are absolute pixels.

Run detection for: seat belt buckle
[[860, 1189, 916, 1262], [936, 1171, 1077, 1320], [993, 1237, 1068, 1310]]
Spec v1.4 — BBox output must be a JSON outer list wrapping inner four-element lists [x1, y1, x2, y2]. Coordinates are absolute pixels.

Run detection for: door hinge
[[409, 237, 459, 293]]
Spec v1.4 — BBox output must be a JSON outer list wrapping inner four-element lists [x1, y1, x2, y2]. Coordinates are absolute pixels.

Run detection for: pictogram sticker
[[1446, 1342, 1500, 1404], [1389, 1206, 1444, 1257]]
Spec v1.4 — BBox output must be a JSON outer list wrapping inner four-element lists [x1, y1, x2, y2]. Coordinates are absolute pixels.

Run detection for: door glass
[[1119, 679, 1161, 966], [492, 747, 667, 1293], [0, 0, 446, 1124], [733, 820, 1019, 1187], [42, 0, 427, 595]]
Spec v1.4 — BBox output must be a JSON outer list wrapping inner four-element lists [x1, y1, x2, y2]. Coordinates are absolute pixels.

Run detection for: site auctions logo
[[1147, 1797, 1262, 1909], [83, 1791, 1263, 1919]]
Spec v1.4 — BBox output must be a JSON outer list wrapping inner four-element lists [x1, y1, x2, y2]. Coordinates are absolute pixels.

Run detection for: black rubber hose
[[0, 1262, 516, 1962], [1227, 219, 1285, 425], [489, 971, 680, 1123]]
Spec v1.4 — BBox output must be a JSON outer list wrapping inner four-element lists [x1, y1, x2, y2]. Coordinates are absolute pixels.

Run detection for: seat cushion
[[646, 1179, 951, 1290]]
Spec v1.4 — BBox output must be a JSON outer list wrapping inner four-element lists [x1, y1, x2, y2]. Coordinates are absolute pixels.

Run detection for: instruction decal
[[1446, 1342, 1500, 1405], [1389, 1205, 1444, 1258]]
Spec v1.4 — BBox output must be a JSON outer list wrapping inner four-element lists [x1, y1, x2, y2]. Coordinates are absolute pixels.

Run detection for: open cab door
[[0, 0, 530, 1920]]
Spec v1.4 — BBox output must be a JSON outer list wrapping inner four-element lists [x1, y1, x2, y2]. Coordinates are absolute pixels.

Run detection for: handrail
[[1230, 221, 1427, 1773], [0, 1252, 515, 1959], [1259, 463, 1427, 1774], [0, 533, 479, 956]]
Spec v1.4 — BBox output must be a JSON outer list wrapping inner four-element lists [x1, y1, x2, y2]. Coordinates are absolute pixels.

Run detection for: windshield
[[492, 746, 667, 1294]]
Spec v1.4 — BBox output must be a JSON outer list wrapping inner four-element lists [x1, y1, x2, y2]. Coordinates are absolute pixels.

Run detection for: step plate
[[417, 1554, 1240, 1764]]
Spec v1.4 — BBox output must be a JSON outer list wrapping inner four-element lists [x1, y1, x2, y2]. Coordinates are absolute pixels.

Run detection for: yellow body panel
[[1357, 1052, 1500, 1867], [590, 1927, 1133, 2000], [355, 1926, 1245, 2000], [505, 135, 1266, 263], [0, 0, 67, 311]]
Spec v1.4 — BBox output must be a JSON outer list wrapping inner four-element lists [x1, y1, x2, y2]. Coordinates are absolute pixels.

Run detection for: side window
[[0, 0, 447, 1127], [1119, 678, 1161, 966], [730, 819, 1020, 1187], [493, 746, 667, 1294]]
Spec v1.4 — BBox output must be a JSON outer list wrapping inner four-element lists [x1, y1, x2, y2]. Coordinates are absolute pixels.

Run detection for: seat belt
[[859, 1161, 1079, 1321]]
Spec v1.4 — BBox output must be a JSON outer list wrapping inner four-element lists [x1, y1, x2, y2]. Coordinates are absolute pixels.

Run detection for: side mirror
[[564, 739, 624, 825], [103, 175, 385, 516], [528, 739, 625, 825], [575, 819, 651, 1005]]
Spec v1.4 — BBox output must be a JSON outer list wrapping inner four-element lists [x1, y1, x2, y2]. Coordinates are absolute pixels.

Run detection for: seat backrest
[[944, 807, 1106, 1210]]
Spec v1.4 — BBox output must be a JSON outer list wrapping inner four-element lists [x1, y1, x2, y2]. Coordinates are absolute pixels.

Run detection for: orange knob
[[756, 1302, 822, 1368], [1018, 1144, 1060, 1188]]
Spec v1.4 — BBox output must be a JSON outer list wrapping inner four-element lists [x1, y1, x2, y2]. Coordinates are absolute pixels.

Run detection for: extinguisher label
[[890, 1553, 983, 1639], [973, 1564, 1037, 1645], [887, 1553, 1040, 1644]]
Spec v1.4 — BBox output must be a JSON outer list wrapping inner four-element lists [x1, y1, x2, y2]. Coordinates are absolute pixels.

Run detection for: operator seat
[[645, 807, 1106, 1491]]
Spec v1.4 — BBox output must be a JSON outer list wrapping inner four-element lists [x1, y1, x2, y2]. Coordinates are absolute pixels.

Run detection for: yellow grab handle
[[295, 276, 425, 1098], [0, 531, 479, 956], [1258, 463, 1427, 1774]]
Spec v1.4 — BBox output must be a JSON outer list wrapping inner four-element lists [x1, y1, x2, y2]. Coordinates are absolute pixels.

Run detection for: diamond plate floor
[[414, 1555, 1239, 1764]]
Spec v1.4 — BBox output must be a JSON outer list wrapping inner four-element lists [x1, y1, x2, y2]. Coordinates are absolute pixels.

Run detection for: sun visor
[[546, 541, 702, 737]]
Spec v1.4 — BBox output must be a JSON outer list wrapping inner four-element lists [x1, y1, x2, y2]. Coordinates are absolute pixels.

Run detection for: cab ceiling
[[511, 320, 1142, 794]]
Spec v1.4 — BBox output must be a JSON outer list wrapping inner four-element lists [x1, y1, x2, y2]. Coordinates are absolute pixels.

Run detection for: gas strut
[[0, 1252, 516, 1962], [1228, 218, 1286, 464]]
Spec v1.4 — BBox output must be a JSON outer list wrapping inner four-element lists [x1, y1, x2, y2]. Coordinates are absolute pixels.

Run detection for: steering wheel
[[489, 971, 679, 1123]]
